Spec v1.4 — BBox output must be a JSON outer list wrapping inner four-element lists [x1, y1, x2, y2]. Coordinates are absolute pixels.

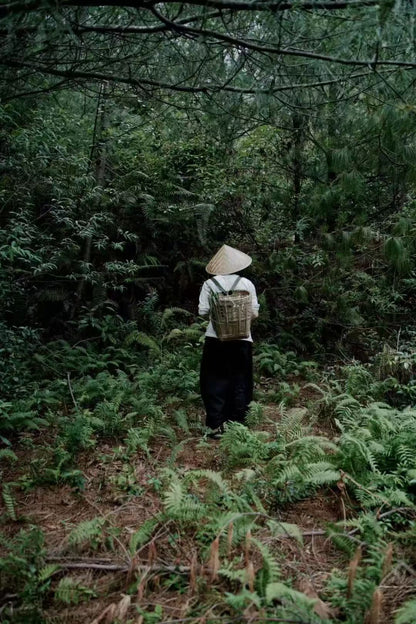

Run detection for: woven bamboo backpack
[[209, 276, 252, 341]]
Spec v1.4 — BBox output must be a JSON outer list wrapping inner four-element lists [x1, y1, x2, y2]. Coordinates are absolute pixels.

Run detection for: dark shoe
[[207, 426, 223, 440]]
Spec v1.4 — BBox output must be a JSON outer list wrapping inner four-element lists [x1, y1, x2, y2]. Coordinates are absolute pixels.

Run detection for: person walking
[[198, 244, 260, 438]]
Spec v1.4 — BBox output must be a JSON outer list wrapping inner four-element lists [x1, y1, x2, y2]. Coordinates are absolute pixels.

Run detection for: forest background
[[2, 1, 416, 623]]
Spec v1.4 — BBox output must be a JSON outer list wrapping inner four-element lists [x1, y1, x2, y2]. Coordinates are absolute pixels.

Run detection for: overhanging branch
[[1, 59, 401, 98], [0, 0, 382, 19]]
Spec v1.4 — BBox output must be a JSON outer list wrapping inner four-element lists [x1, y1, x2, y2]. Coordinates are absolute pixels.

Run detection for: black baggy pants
[[200, 337, 253, 430]]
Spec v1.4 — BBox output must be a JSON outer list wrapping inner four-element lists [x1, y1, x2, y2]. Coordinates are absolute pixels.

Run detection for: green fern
[[187, 469, 231, 497], [265, 581, 316, 610], [0, 449, 18, 463], [220, 423, 271, 466], [384, 236, 410, 274], [173, 409, 190, 433], [219, 561, 250, 586], [54, 576, 96, 604], [124, 330, 161, 355], [68, 517, 106, 549], [125, 426, 152, 455], [167, 325, 204, 343], [2, 484, 16, 520], [326, 524, 356, 556], [395, 598, 416, 624], [161, 307, 192, 328], [267, 520, 304, 545], [246, 401, 264, 428], [163, 478, 206, 523], [130, 517, 160, 554], [224, 588, 262, 611], [38, 564, 60, 582], [251, 538, 280, 599]]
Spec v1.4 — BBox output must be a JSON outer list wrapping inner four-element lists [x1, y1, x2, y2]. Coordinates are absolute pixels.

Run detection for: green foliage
[[395, 599, 416, 624], [0, 323, 41, 399], [163, 475, 207, 524], [265, 581, 316, 610], [68, 517, 107, 550], [252, 538, 280, 597], [125, 330, 161, 355], [220, 423, 272, 467], [129, 518, 160, 555], [324, 526, 401, 623], [0, 449, 18, 463], [54, 576, 96, 604], [0, 399, 48, 445], [0, 527, 48, 622], [245, 401, 264, 428], [3, 49, 416, 624], [384, 237, 410, 274], [255, 345, 317, 380], [336, 402, 416, 506], [2, 483, 17, 521]]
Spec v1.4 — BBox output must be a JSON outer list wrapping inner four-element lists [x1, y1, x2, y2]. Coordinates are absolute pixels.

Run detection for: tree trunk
[[292, 112, 303, 241], [75, 82, 108, 307]]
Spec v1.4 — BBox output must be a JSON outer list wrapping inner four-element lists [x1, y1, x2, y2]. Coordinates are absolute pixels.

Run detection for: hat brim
[[205, 257, 252, 274], [205, 244, 252, 275]]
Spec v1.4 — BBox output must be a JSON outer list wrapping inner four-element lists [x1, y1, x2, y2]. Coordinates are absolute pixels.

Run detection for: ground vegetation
[[1, 0, 416, 622]]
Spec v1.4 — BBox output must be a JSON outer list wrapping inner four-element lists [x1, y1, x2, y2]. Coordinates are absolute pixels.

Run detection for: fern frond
[[38, 564, 60, 582], [265, 581, 316, 609], [384, 237, 410, 274], [279, 407, 308, 441], [124, 331, 161, 354], [166, 327, 203, 343], [307, 468, 341, 486], [251, 538, 280, 585], [220, 422, 271, 466], [0, 449, 18, 463], [272, 462, 302, 485], [395, 598, 416, 624], [163, 478, 206, 522], [54, 576, 96, 604], [2, 484, 16, 520], [335, 395, 361, 420], [219, 561, 248, 585], [187, 469, 230, 496], [173, 409, 190, 434], [396, 445, 415, 468], [125, 427, 151, 455], [68, 517, 105, 548], [267, 520, 304, 545], [302, 461, 340, 485], [161, 307, 192, 327], [246, 402, 264, 428], [327, 526, 357, 556], [130, 517, 160, 554]]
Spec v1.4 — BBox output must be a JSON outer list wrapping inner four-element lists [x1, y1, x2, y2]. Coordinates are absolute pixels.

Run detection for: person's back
[[198, 245, 259, 438], [199, 273, 259, 342]]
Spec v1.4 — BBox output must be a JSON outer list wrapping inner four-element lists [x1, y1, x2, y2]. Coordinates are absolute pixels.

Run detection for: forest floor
[[0, 380, 413, 624]]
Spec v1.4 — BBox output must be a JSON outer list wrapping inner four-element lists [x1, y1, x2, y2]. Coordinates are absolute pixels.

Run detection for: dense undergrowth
[[2, 81, 416, 624], [1, 313, 416, 624]]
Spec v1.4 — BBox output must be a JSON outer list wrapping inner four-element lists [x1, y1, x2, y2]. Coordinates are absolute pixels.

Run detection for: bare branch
[[0, 0, 382, 20], [147, 8, 416, 69], [2, 59, 399, 99]]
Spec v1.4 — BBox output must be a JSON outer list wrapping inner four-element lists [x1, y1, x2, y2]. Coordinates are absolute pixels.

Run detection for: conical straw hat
[[206, 244, 252, 275]]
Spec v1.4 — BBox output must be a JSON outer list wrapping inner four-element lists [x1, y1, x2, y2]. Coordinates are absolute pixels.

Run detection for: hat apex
[[206, 244, 252, 275]]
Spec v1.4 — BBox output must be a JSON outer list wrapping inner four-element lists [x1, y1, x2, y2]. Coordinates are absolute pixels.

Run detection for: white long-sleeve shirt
[[198, 274, 260, 342]]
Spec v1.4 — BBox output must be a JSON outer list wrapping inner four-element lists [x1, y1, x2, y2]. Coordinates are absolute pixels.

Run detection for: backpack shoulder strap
[[229, 275, 241, 292], [209, 277, 227, 294]]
